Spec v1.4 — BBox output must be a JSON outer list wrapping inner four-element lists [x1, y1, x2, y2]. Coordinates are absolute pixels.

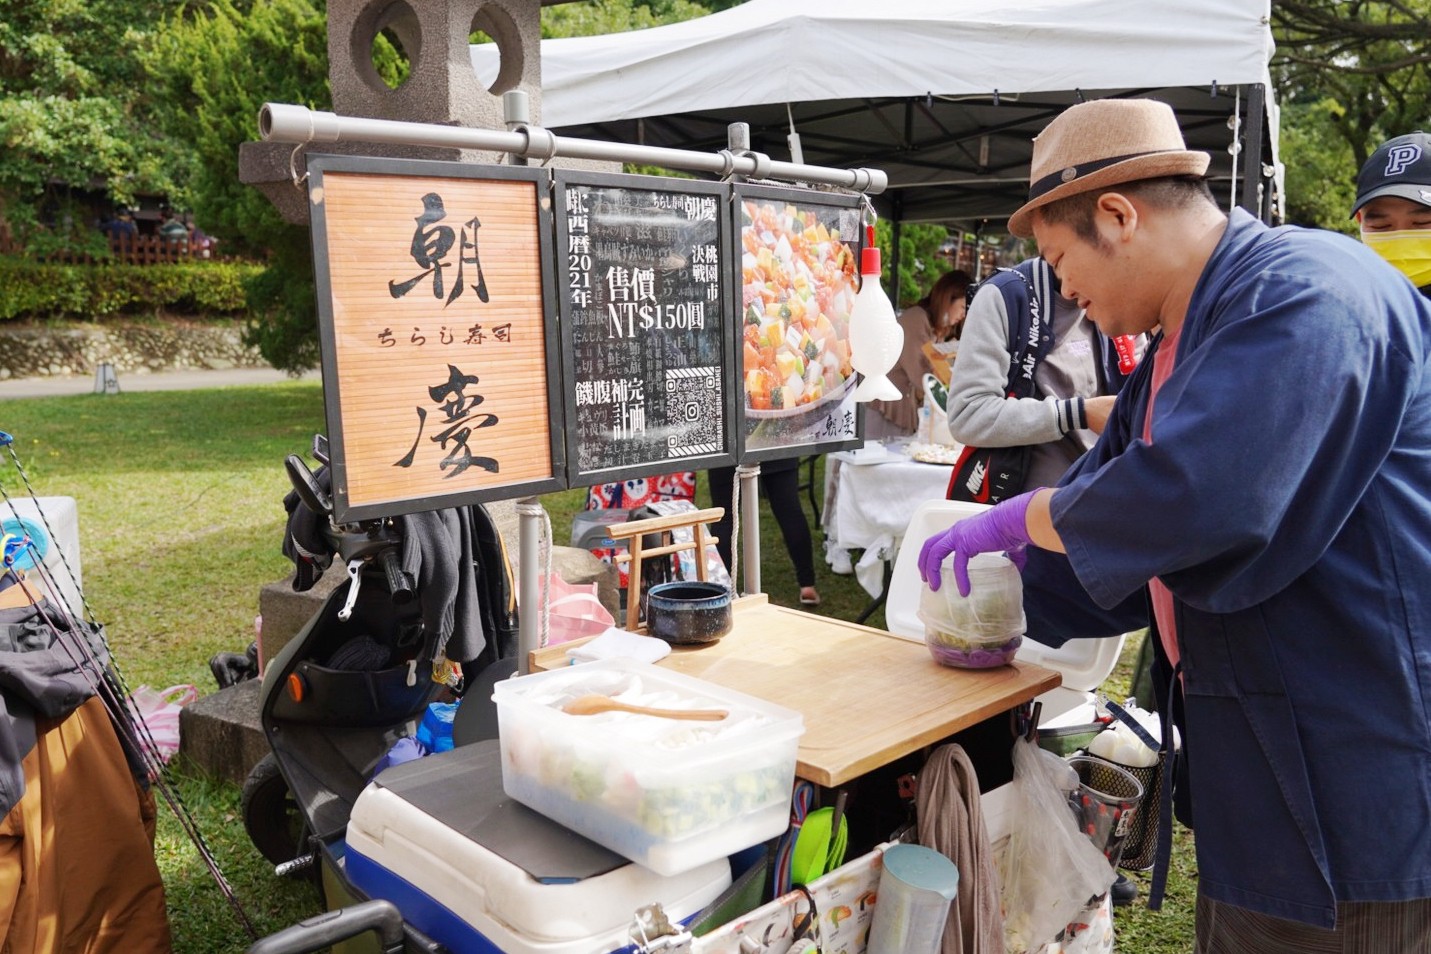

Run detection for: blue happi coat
[[1022, 210, 1431, 927]]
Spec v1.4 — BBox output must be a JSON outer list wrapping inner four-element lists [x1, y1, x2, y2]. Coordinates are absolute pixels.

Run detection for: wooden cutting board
[[531, 594, 1059, 786]]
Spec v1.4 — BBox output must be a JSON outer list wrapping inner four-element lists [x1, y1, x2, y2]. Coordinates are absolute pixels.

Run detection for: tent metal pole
[[1239, 84, 1267, 223], [259, 102, 888, 194]]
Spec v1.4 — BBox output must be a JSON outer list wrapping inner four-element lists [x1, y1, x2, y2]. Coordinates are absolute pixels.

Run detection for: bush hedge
[[0, 257, 263, 321]]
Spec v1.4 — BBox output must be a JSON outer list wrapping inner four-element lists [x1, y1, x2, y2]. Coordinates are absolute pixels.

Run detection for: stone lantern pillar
[[240, 0, 557, 224], [327, 0, 540, 132]]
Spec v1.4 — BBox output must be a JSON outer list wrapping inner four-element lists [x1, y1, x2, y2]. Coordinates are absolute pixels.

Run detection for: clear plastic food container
[[493, 658, 804, 875], [918, 553, 1026, 668]]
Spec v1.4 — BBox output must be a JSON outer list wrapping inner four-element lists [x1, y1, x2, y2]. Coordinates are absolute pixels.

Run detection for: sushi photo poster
[[733, 185, 865, 462]]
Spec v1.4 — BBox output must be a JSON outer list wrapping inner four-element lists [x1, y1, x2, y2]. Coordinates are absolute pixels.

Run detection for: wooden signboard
[[307, 155, 565, 523], [733, 186, 864, 462], [554, 171, 737, 486]]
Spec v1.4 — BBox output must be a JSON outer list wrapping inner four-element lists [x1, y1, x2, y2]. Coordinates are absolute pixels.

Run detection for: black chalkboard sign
[[733, 185, 865, 463], [554, 171, 737, 486]]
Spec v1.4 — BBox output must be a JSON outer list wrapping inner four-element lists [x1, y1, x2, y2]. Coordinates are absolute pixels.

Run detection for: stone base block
[[257, 569, 345, 671], [178, 679, 269, 785]]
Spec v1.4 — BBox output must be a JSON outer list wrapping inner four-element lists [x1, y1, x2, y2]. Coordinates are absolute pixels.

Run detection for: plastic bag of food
[[1002, 738, 1116, 953], [919, 553, 1026, 668], [126, 684, 198, 764], [542, 572, 615, 646], [922, 372, 957, 445]]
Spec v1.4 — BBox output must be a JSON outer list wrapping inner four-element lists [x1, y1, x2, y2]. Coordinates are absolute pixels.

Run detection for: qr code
[[665, 366, 722, 457]]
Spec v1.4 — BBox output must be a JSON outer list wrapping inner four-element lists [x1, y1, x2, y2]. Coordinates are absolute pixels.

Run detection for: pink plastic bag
[[126, 684, 198, 764], [543, 573, 615, 646]]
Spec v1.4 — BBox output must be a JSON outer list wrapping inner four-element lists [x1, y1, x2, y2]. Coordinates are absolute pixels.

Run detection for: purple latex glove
[[918, 491, 1037, 597]]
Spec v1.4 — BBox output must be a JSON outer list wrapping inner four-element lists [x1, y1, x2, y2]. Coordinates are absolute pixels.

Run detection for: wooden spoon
[[562, 694, 728, 721]]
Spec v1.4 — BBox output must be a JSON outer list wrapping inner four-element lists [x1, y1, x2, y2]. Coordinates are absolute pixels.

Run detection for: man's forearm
[[1027, 488, 1066, 553]]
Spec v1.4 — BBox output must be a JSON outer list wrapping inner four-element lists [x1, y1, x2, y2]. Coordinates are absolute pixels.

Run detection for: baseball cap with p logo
[[1351, 131, 1431, 217]]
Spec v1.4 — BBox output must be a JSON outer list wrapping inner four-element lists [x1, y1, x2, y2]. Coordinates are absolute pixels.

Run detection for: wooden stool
[[607, 507, 724, 633]]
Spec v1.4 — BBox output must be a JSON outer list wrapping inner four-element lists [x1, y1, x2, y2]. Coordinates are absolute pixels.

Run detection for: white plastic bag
[[126, 684, 197, 764], [1002, 738, 1116, 953]]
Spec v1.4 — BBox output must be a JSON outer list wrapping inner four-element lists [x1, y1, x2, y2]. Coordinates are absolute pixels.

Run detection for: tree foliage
[[140, 0, 332, 373], [1273, 0, 1431, 165], [1272, 1, 1431, 228], [143, 0, 330, 258], [140, 0, 420, 373], [541, 0, 714, 37], [875, 220, 955, 310], [0, 0, 185, 254], [1278, 99, 1359, 232]]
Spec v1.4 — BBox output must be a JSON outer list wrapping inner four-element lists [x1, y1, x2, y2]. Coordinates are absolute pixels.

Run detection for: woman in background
[[864, 269, 973, 440]]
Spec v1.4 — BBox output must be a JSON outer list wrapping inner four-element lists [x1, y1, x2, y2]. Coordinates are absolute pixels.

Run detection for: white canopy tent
[[474, 0, 1280, 231]]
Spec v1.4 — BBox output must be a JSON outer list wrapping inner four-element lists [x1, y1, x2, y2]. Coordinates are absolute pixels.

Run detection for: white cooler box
[[345, 739, 731, 954], [1, 497, 83, 613]]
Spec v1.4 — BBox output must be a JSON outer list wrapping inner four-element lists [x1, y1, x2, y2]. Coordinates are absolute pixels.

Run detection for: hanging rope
[[1228, 85, 1242, 213]]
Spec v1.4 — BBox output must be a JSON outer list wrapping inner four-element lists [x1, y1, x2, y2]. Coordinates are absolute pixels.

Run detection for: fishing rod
[[0, 430, 261, 941]]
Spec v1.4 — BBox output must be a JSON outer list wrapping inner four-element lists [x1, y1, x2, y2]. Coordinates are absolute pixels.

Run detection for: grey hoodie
[[945, 279, 1107, 491]]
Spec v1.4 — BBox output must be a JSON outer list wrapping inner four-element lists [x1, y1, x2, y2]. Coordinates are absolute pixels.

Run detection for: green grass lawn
[[0, 382, 1195, 952]]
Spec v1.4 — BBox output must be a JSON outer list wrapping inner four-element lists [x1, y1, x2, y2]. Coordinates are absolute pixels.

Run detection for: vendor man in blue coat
[[920, 98, 1431, 952]]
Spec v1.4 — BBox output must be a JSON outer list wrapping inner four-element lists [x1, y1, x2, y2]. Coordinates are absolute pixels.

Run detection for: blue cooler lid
[[0, 516, 47, 571]]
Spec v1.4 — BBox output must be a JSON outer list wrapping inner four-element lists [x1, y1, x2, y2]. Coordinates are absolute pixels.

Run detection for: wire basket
[[1110, 750, 1165, 872]]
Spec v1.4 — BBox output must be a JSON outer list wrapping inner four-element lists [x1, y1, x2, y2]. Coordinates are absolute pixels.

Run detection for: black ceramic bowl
[[645, 581, 733, 645]]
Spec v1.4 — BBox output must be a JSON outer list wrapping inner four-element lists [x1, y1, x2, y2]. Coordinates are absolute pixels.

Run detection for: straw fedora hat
[[1007, 99, 1210, 238]]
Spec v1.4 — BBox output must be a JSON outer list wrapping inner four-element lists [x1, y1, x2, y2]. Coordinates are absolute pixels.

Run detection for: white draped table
[[822, 443, 958, 603]]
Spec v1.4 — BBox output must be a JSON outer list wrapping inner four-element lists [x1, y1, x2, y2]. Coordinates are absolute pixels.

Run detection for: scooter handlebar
[[284, 455, 332, 517], [246, 899, 404, 954], [380, 547, 414, 604]]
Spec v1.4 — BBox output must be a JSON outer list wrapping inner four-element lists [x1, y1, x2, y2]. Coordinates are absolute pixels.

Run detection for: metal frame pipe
[[516, 497, 542, 675], [739, 468, 761, 597], [259, 102, 888, 194]]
